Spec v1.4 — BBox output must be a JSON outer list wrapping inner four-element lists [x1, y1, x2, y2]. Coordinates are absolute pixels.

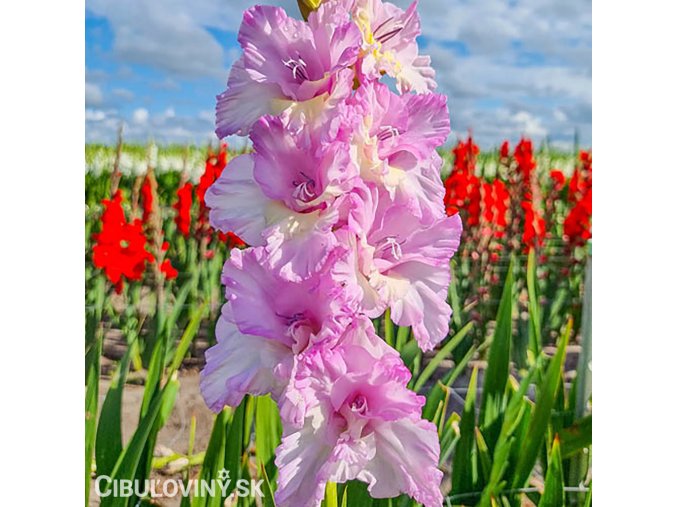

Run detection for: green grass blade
[[101, 385, 167, 507], [95, 341, 133, 478], [325, 482, 339, 507], [527, 247, 542, 361], [384, 308, 394, 347], [168, 301, 207, 377], [85, 335, 101, 506], [224, 397, 249, 498], [538, 436, 564, 507], [422, 344, 477, 422], [256, 395, 282, 480], [451, 367, 479, 498], [413, 321, 473, 392], [395, 325, 409, 352], [193, 409, 229, 507], [480, 258, 514, 452], [559, 415, 592, 459], [259, 459, 278, 507], [512, 320, 571, 490]]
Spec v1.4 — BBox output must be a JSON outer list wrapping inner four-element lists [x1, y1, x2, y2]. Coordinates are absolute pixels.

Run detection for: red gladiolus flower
[[92, 191, 154, 293], [522, 199, 546, 249], [197, 144, 228, 211], [481, 179, 510, 237], [499, 140, 510, 159], [444, 138, 481, 226], [160, 259, 178, 280], [140, 175, 154, 223], [173, 182, 193, 237], [564, 151, 592, 246], [514, 138, 536, 189], [550, 170, 566, 192], [218, 231, 246, 249]]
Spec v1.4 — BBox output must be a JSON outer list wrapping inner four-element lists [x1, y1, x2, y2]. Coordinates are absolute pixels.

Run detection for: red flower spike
[[92, 191, 154, 290]]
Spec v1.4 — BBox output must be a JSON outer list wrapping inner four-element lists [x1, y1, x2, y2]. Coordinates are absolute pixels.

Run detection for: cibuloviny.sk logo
[[94, 468, 264, 499]]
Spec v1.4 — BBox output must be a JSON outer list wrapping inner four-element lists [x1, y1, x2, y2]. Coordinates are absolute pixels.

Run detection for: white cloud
[[87, 0, 231, 79], [85, 109, 107, 121], [112, 88, 135, 101], [85, 82, 103, 106], [132, 108, 149, 124]]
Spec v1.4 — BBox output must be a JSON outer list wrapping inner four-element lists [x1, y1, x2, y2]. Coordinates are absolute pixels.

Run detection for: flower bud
[[297, 0, 323, 20]]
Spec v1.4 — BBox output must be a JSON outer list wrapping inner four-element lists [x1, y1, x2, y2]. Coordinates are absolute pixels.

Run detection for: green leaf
[[140, 330, 166, 420], [193, 410, 229, 507], [480, 258, 514, 452], [449, 259, 463, 329], [325, 482, 339, 507], [168, 302, 206, 377], [343, 481, 372, 507], [256, 395, 282, 480], [474, 427, 493, 484], [539, 436, 564, 507], [95, 341, 134, 478], [101, 385, 168, 507], [559, 415, 592, 459], [395, 325, 409, 352], [451, 367, 479, 497], [413, 321, 473, 392], [423, 344, 477, 422], [85, 335, 101, 506], [527, 248, 542, 362], [478, 363, 540, 506], [512, 320, 571, 490], [224, 397, 249, 498], [384, 308, 394, 347], [259, 459, 278, 507]]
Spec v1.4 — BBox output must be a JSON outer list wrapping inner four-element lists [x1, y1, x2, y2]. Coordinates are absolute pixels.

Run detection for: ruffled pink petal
[[205, 154, 268, 246], [365, 417, 444, 507], [200, 309, 290, 411], [386, 261, 452, 351], [215, 57, 283, 138]]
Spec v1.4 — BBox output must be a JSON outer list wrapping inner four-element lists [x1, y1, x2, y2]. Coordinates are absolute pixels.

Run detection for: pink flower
[[201, 246, 362, 412], [275, 332, 443, 507], [347, 81, 450, 222], [215, 2, 361, 138], [351, 0, 437, 93], [207, 110, 359, 281], [339, 187, 463, 351], [200, 304, 291, 411]]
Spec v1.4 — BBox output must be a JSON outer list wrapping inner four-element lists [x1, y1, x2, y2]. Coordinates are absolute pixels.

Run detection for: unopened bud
[[297, 0, 323, 20]]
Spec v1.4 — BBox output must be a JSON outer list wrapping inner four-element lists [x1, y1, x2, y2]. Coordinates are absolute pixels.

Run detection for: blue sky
[[85, 0, 591, 149]]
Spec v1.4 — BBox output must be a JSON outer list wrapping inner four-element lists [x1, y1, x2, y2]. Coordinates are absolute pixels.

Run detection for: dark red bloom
[[92, 191, 154, 292], [173, 182, 193, 237]]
